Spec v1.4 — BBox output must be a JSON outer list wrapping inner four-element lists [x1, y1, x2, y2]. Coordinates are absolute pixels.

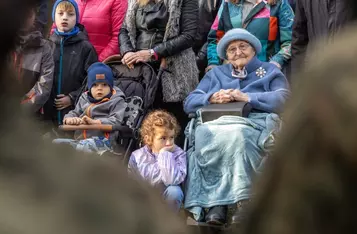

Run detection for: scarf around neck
[[54, 26, 80, 38]]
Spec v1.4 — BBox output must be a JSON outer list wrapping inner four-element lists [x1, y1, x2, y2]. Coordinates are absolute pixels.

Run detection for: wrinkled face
[[149, 127, 175, 154], [90, 83, 111, 100], [55, 6, 76, 32], [226, 40, 256, 69]]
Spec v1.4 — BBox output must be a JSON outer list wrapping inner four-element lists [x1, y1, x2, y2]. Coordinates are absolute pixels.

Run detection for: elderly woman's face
[[226, 40, 255, 69]]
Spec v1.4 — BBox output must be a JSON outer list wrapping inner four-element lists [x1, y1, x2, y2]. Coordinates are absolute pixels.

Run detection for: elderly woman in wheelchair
[[183, 29, 290, 225]]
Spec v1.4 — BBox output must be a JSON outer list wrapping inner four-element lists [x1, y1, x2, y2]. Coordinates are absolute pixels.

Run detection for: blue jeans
[[163, 186, 184, 213]]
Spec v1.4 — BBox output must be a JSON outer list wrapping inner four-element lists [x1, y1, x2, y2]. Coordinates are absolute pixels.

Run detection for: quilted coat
[[76, 0, 127, 61]]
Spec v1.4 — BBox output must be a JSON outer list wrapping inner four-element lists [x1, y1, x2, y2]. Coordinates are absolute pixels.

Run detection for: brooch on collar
[[255, 67, 267, 78]]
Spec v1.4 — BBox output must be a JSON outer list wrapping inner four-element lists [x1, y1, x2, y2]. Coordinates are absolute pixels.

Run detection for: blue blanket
[[184, 112, 281, 221]]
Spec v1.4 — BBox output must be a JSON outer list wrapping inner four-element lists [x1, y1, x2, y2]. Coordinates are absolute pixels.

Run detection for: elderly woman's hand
[[231, 90, 250, 102], [209, 89, 233, 104]]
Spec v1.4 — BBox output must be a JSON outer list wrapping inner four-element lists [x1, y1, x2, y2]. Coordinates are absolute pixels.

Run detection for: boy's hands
[[63, 116, 101, 125], [159, 145, 175, 154], [63, 117, 82, 125], [81, 116, 101, 125], [55, 94, 72, 110]]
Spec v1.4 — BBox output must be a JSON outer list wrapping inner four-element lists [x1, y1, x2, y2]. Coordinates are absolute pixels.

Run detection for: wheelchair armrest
[[201, 102, 252, 123], [59, 124, 113, 132]]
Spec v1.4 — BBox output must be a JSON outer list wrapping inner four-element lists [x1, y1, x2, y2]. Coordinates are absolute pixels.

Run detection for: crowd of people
[[11, 0, 356, 228]]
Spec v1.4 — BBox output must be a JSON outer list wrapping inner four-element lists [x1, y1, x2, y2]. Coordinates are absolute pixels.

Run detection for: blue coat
[[184, 56, 290, 114]]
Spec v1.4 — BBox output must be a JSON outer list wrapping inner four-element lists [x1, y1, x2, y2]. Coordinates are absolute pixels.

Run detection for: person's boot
[[231, 199, 250, 225], [205, 205, 228, 225]]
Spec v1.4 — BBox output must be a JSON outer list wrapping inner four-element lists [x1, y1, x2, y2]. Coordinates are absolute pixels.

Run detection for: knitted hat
[[217, 28, 262, 60], [87, 62, 114, 89], [52, 0, 80, 24]]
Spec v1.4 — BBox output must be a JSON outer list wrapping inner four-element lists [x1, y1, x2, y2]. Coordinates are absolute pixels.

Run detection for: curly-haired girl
[[128, 110, 187, 213]]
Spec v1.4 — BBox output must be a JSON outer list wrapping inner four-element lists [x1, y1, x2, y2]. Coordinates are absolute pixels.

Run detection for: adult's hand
[[205, 65, 217, 73], [125, 50, 151, 65], [231, 89, 250, 102], [209, 89, 233, 104], [121, 52, 135, 67], [55, 94, 72, 110]]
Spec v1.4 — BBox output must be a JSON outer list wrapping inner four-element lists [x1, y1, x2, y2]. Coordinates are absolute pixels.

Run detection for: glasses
[[227, 44, 251, 55]]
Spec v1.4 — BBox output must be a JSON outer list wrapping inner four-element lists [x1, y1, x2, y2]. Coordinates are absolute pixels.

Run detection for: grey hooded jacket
[[64, 87, 126, 142], [13, 30, 55, 113]]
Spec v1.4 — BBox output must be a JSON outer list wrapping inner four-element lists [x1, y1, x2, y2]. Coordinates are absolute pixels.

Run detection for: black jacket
[[44, 26, 98, 124], [119, 0, 198, 59], [194, 0, 222, 74], [292, 0, 352, 71]]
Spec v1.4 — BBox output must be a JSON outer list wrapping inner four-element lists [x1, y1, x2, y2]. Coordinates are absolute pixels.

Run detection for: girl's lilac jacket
[[128, 145, 187, 187]]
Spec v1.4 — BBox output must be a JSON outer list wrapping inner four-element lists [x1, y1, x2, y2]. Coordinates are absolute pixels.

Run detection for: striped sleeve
[[207, 2, 225, 66], [270, 0, 294, 66]]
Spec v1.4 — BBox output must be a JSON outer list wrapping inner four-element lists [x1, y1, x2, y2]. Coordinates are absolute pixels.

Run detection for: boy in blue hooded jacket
[[44, 0, 97, 127]]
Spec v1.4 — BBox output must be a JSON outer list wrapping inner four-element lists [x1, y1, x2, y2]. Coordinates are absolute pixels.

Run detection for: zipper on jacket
[[82, 97, 111, 139], [57, 38, 64, 125], [149, 29, 159, 49]]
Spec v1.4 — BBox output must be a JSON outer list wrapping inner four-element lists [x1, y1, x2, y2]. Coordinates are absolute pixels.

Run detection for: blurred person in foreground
[[291, 0, 353, 74], [11, 6, 54, 114], [240, 23, 357, 234], [0, 1, 189, 234]]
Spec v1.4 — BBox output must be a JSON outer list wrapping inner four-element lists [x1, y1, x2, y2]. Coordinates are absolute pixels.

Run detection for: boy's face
[[150, 127, 175, 154], [90, 82, 111, 100], [55, 7, 76, 32]]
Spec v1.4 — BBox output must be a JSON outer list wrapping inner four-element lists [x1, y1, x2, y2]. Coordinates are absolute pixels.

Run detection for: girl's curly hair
[[140, 110, 181, 146]]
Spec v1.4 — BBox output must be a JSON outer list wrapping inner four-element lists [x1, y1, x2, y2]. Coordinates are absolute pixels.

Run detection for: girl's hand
[[160, 145, 175, 153]]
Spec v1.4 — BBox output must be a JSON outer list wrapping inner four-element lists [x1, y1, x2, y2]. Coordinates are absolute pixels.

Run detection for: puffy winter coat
[[76, 0, 127, 61]]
